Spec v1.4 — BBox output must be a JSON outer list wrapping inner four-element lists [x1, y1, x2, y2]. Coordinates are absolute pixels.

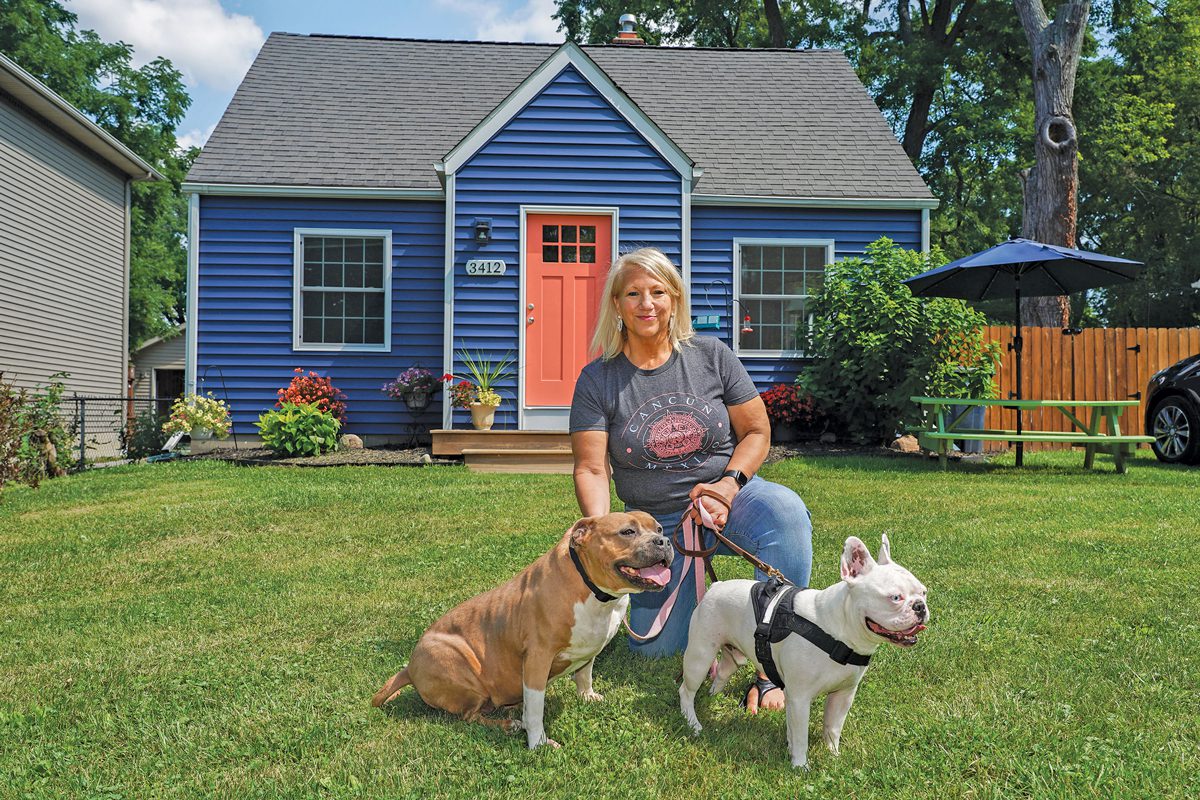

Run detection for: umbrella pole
[[1014, 277, 1024, 467]]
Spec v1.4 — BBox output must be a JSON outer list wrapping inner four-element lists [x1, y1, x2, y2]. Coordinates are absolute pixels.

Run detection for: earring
[[616, 317, 624, 332]]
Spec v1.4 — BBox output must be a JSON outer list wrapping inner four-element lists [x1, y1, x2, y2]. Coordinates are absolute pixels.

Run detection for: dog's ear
[[841, 536, 876, 582], [878, 533, 893, 565], [569, 517, 596, 548]]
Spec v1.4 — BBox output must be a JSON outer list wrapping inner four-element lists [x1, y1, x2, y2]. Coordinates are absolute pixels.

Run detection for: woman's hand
[[688, 477, 738, 530]]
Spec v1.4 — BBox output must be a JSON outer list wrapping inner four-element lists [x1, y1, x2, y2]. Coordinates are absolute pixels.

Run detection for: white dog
[[679, 535, 928, 768]]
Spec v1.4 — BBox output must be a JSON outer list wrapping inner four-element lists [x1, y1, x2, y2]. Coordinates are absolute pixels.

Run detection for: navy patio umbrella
[[903, 238, 1143, 463]]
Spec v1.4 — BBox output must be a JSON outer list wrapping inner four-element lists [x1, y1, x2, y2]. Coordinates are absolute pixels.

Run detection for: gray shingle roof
[[187, 33, 932, 200]]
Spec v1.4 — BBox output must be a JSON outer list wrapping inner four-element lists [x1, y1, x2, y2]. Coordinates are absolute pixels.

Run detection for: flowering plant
[[382, 367, 439, 399], [441, 349, 514, 409], [444, 377, 476, 410], [277, 368, 347, 422], [162, 393, 232, 438], [759, 383, 823, 428]]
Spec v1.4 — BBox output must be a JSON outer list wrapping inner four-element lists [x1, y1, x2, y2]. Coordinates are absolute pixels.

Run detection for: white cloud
[[70, 0, 265, 90], [176, 123, 216, 151], [437, 0, 563, 43]]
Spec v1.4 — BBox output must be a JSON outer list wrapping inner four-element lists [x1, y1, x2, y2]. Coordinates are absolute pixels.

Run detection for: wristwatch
[[722, 469, 750, 488]]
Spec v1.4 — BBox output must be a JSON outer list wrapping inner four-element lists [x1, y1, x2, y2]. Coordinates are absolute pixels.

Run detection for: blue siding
[[196, 195, 445, 438], [691, 205, 922, 390], [451, 65, 683, 427]]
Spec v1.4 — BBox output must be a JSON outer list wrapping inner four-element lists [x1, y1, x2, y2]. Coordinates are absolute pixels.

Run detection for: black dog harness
[[752, 578, 871, 689]]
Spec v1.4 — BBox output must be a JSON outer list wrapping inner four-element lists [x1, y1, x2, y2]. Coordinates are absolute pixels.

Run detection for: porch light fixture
[[473, 217, 492, 245]]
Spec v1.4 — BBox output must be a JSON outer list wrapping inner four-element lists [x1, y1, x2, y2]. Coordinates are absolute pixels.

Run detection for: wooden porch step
[[431, 429, 571, 456], [461, 447, 574, 474]]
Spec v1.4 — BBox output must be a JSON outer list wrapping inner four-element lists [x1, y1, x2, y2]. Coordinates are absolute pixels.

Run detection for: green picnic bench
[[910, 396, 1154, 473]]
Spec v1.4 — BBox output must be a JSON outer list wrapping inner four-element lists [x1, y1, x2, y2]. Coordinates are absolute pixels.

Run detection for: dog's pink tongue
[[637, 564, 671, 587]]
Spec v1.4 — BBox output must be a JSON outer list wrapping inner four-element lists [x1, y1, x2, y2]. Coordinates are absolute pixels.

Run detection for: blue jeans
[[626, 477, 813, 657]]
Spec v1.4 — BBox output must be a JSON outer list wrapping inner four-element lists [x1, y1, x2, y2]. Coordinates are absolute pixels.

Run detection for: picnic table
[[910, 396, 1154, 473]]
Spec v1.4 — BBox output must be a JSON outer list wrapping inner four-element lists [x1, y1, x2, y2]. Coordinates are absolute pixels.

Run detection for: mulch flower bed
[[186, 440, 912, 468]]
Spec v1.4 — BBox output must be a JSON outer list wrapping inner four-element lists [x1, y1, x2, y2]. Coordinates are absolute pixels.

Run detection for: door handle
[[527, 303, 535, 310], [528, 317, 535, 324]]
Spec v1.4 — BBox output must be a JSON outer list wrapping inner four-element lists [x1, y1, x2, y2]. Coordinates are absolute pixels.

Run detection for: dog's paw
[[529, 737, 561, 749], [504, 719, 524, 734], [577, 689, 604, 703], [687, 721, 703, 736]]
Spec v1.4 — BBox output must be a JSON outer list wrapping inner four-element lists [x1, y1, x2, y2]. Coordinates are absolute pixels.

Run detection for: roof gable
[[186, 34, 932, 202], [443, 42, 692, 179]]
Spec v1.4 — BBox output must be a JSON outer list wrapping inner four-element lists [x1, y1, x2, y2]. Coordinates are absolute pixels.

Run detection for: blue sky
[[69, 0, 564, 149]]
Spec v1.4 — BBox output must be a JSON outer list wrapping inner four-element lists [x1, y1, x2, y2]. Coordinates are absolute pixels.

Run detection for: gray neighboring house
[[131, 324, 185, 411], [0, 52, 160, 398]]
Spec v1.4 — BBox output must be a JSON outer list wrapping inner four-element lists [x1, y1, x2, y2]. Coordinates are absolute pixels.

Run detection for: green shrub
[[256, 402, 340, 456], [0, 373, 26, 498], [124, 405, 169, 460], [801, 238, 1000, 444], [15, 373, 76, 482]]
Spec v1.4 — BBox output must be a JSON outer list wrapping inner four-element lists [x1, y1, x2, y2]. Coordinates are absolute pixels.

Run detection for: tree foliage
[[800, 238, 999, 444], [554, 0, 1200, 326], [0, 0, 195, 348]]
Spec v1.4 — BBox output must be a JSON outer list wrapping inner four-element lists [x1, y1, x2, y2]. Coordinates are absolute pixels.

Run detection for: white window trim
[[732, 237, 834, 359], [293, 227, 393, 353]]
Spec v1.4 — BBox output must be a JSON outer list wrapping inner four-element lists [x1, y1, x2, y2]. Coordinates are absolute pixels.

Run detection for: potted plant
[[382, 366, 439, 411], [444, 349, 515, 430], [162, 393, 232, 440], [760, 383, 825, 443]]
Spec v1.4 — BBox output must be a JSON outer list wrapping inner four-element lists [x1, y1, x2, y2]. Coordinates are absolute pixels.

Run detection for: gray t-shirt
[[569, 335, 759, 516]]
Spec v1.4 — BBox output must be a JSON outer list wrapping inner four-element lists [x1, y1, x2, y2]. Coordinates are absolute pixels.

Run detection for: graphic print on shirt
[[623, 392, 724, 471]]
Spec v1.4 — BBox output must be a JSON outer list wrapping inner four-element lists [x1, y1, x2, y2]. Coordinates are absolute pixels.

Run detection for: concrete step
[[461, 447, 574, 474], [431, 428, 571, 456]]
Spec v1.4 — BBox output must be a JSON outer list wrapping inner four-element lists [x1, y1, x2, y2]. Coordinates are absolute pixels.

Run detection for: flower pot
[[403, 390, 431, 412], [190, 427, 213, 440], [469, 403, 498, 431], [771, 421, 798, 443]]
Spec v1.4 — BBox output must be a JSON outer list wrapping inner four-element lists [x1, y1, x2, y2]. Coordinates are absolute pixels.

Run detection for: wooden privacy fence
[[978, 326, 1200, 451]]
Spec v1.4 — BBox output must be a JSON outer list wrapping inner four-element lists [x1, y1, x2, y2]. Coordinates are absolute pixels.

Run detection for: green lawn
[[1, 452, 1197, 799]]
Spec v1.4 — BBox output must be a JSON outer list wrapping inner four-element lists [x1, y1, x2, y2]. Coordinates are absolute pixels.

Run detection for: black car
[[1145, 354, 1200, 464]]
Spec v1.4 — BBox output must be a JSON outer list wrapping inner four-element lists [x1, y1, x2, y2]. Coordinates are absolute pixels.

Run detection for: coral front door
[[525, 213, 612, 408]]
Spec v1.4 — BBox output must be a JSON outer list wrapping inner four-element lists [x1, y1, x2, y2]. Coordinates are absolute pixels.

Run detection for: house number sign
[[465, 259, 507, 276]]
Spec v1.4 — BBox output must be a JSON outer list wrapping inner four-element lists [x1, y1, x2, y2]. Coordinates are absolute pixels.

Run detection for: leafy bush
[[277, 368, 348, 422], [256, 402, 340, 456], [124, 405, 169, 460], [759, 384, 828, 434], [15, 373, 76, 482], [0, 373, 26, 498], [801, 238, 1000, 444]]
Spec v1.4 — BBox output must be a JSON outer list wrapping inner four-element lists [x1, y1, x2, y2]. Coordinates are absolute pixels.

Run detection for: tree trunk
[[763, 0, 786, 48], [1014, 0, 1089, 327]]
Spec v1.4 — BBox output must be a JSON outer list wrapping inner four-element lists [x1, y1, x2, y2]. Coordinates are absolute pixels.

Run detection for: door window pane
[[580, 226, 596, 243], [562, 246, 577, 263], [580, 246, 596, 263], [542, 225, 558, 243], [542, 245, 558, 262]]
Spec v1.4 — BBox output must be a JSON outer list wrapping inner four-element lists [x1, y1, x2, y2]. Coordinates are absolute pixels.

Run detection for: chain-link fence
[[59, 396, 177, 471]]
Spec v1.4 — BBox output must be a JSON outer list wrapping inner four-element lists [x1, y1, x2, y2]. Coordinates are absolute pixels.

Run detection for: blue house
[[184, 31, 936, 441]]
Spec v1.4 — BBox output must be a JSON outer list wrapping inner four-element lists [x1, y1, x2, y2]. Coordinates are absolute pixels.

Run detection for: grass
[[1, 450, 1197, 799]]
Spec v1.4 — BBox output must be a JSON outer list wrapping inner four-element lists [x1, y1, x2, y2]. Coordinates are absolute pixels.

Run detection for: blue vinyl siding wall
[[451, 65, 683, 427], [196, 195, 444, 437], [691, 205, 923, 389]]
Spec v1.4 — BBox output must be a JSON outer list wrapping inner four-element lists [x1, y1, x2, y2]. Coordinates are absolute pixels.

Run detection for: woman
[[569, 247, 812, 713]]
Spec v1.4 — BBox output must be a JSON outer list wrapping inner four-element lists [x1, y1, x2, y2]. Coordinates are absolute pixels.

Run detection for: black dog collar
[[751, 578, 871, 689], [569, 545, 618, 602]]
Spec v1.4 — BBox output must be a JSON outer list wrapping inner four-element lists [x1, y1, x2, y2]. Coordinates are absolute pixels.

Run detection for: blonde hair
[[591, 247, 695, 360]]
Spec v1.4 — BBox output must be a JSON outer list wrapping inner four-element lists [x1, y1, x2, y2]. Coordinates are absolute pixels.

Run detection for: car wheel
[[1149, 395, 1200, 464]]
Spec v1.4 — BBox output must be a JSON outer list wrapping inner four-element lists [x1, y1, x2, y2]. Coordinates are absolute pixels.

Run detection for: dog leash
[[624, 496, 716, 641], [625, 489, 793, 641]]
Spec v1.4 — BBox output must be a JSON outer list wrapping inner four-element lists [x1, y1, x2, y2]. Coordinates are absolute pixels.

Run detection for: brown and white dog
[[372, 512, 673, 748]]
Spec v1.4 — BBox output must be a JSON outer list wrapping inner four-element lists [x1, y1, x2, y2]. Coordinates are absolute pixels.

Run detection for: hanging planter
[[403, 390, 431, 412]]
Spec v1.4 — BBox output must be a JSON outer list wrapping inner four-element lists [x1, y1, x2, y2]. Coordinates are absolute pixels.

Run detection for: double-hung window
[[293, 228, 391, 352], [734, 239, 833, 356]]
